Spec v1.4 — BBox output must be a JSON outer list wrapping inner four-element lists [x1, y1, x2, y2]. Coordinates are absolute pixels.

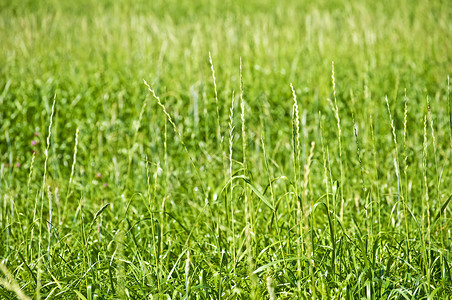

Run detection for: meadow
[[0, 0, 451, 298]]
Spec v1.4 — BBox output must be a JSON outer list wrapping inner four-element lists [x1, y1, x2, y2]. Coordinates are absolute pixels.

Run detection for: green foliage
[[0, 0, 451, 298]]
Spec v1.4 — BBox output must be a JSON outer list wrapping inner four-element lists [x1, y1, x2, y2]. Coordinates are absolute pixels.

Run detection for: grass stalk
[[0, 263, 31, 300], [447, 76, 451, 258], [426, 96, 439, 193], [330, 62, 344, 221], [144, 80, 207, 197], [370, 114, 381, 243], [64, 127, 79, 222], [266, 275, 276, 300], [240, 59, 256, 297], [209, 52, 223, 150], [402, 89, 410, 263], [185, 250, 191, 299], [31, 95, 56, 299], [350, 90, 366, 197], [422, 114, 431, 290], [27, 152, 36, 201], [385, 95, 401, 229], [319, 113, 330, 209], [228, 90, 236, 271], [260, 133, 287, 273], [36, 95, 56, 250], [319, 113, 337, 281], [145, 158, 161, 293], [303, 141, 315, 295], [290, 83, 303, 295]]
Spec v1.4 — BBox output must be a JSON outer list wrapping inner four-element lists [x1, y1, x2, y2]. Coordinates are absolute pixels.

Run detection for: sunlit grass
[[0, 0, 451, 298]]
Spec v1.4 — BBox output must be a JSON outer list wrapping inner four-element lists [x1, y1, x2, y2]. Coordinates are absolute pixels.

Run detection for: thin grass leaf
[[434, 195, 452, 222], [239, 176, 274, 210]]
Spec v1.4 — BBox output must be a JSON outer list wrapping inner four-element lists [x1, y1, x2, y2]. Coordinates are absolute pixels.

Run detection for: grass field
[[1, 0, 451, 298]]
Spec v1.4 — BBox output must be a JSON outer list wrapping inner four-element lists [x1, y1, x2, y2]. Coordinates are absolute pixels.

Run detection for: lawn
[[0, 0, 451, 298]]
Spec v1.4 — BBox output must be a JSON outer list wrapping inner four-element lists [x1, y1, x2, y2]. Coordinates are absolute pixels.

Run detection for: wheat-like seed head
[[69, 127, 79, 188], [426, 96, 437, 153], [266, 276, 276, 300], [209, 52, 222, 144], [27, 151, 36, 193], [43, 95, 56, 189], [423, 115, 429, 204], [0, 263, 31, 300], [290, 83, 300, 163], [385, 96, 398, 152], [240, 58, 247, 169], [229, 91, 235, 177]]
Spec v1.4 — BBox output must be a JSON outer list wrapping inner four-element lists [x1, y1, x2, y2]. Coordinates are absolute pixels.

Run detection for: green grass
[[0, 0, 451, 298]]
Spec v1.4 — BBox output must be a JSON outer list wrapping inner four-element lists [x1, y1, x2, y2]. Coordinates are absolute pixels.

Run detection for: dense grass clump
[[0, 0, 451, 298]]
